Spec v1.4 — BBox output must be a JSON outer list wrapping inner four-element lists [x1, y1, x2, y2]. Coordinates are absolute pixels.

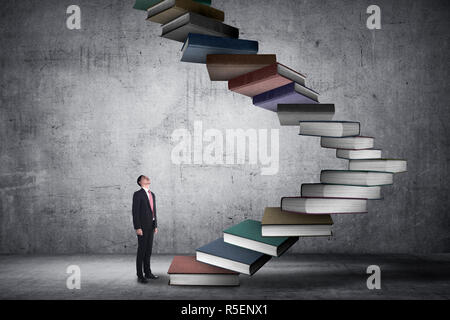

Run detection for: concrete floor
[[0, 254, 449, 300]]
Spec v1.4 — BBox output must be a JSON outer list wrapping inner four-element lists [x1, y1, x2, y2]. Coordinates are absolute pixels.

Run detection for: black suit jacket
[[132, 189, 157, 230]]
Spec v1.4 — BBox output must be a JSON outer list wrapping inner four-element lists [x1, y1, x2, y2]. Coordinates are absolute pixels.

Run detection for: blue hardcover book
[[196, 238, 271, 275], [181, 33, 259, 64], [253, 82, 320, 112]]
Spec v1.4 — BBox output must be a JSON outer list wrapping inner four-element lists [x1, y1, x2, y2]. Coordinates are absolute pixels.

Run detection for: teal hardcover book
[[223, 220, 298, 257]]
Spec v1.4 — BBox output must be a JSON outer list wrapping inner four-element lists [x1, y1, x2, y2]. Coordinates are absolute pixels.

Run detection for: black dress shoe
[[137, 277, 148, 284], [145, 273, 159, 280]]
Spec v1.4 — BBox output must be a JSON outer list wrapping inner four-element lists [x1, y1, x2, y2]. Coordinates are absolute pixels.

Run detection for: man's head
[[137, 175, 150, 188]]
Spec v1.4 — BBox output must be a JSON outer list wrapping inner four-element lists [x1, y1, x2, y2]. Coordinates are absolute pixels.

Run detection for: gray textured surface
[[0, 254, 449, 299], [0, 0, 449, 254]]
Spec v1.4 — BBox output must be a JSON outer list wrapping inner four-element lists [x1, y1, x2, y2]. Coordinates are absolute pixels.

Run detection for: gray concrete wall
[[0, 0, 449, 254]]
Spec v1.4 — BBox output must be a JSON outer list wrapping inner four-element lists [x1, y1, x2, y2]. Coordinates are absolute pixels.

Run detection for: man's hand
[[154, 228, 158, 234], [136, 229, 143, 236]]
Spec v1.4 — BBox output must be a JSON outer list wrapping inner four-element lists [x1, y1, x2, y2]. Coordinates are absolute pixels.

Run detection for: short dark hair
[[137, 175, 144, 187]]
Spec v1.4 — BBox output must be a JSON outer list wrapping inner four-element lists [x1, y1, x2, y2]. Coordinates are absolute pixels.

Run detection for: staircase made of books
[[133, 0, 408, 286]]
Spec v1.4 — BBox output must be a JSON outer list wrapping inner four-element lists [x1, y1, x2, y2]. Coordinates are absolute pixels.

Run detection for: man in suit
[[132, 175, 159, 284]]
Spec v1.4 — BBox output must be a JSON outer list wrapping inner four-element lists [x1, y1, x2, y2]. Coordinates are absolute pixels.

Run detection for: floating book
[[277, 104, 335, 125], [337, 149, 382, 160], [196, 238, 271, 275], [134, 0, 163, 10], [348, 159, 407, 173], [168, 256, 239, 286], [181, 33, 259, 64], [147, 0, 224, 24], [301, 183, 382, 200], [321, 136, 374, 149], [253, 82, 319, 112], [299, 121, 360, 137], [228, 63, 306, 97], [281, 197, 368, 214], [321, 170, 394, 186], [206, 54, 277, 81], [261, 207, 333, 237], [223, 220, 298, 257], [133, 0, 211, 11], [161, 12, 238, 42]]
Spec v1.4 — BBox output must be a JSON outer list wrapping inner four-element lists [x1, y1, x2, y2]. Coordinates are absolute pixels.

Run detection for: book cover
[[348, 159, 408, 173], [206, 54, 277, 81], [321, 136, 375, 149], [281, 196, 368, 214], [196, 238, 269, 266], [147, 0, 224, 24], [223, 219, 292, 247], [133, 0, 211, 10], [181, 33, 259, 64], [253, 82, 319, 112], [134, 0, 163, 10], [320, 170, 394, 186], [229, 63, 306, 97], [261, 207, 333, 225], [161, 12, 239, 42], [301, 183, 382, 200], [298, 121, 361, 138], [277, 104, 335, 125], [168, 256, 239, 274]]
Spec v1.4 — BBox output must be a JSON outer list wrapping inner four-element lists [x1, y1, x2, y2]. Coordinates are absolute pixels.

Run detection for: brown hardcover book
[[147, 0, 224, 24], [168, 256, 238, 274], [206, 54, 277, 81], [262, 207, 333, 225], [228, 63, 306, 97], [261, 207, 333, 237]]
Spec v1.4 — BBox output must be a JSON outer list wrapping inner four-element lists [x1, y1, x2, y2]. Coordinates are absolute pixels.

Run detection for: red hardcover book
[[168, 256, 239, 286], [206, 54, 277, 81], [168, 256, 238, 274], [228, 63, 306, 97]]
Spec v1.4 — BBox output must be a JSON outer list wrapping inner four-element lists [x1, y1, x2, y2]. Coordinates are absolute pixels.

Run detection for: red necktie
[[148, 190, 155, 220]]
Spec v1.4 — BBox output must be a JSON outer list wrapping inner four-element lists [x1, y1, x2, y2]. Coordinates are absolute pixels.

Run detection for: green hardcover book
[[223, 219, 298, 257], [133, 0, 211, 11]]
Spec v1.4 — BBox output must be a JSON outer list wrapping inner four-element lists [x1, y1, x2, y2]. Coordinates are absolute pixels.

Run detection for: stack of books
[[133, 0, 408, 287]]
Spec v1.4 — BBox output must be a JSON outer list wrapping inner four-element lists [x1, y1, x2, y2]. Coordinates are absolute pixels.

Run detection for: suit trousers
[[136, 221, 155, 278]]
